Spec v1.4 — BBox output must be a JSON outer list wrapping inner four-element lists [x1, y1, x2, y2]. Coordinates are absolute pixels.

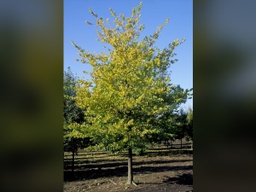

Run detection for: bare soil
[[64, 144, 193, 192]]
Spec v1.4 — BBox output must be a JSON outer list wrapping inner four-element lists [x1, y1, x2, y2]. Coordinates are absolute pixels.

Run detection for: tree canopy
[[71, 2, 192, 184], [63, 67, 91, 153]]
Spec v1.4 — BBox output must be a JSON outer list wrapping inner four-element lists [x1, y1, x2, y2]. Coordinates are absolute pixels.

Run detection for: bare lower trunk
[[127, 148, 133, 185], [72, 149, 75, 179]]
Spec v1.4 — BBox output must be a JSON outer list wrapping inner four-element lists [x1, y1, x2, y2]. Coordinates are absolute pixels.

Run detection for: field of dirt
[[64, 143, 193, 192]]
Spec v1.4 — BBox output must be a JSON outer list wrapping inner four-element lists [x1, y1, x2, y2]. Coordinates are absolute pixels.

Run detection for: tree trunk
[[127, 148, 133, 185], [72, 149, 75, 179]]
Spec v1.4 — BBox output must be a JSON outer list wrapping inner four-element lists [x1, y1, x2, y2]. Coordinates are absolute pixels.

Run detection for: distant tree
[[174, 109, 188, 149], [186, 107, 193, 149], [171, 107, 193, 149], [63, 67, 92, 175], [152, 85, 190, 148], [72, 3, 191, 185]]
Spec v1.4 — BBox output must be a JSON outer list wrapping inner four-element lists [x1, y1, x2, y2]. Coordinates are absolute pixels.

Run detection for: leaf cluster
[[71, 3, 192, 153]]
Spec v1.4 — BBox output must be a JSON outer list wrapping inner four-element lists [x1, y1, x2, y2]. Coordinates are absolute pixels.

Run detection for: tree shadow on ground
[[64, 164, 193, 182], [163, 173, 193, 185], [144, 150, 193, 156], [64, 150, 192, 163], [64, 159, 192, 170], [64, 149, 192, 162], [148, 144, 192, 150]]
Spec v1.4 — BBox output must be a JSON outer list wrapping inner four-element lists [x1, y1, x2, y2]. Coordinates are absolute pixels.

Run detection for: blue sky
[[64, 0, 193, 109]]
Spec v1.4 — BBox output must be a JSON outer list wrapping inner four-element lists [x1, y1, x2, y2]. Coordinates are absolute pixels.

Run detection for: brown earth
[[64, 144, 193, 192]]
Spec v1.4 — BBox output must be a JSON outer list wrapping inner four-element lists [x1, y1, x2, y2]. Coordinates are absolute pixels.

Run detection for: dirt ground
[[64, 147, 193, 192]]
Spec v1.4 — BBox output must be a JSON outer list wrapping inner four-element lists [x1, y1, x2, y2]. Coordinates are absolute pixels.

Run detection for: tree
[[72, 2, 191, 185], [171, 107, 193, 149], [64, 67, 85, 125], [186, 107, 193, 149], [149, 85, 190, 148], [174, 108, 188, 149], [63, 67, 92, 175]]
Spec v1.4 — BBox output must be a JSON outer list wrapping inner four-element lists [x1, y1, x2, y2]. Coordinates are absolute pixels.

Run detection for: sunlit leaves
[[85, 20, 93, 25], [72, 2, 191, 153], [89, 8, 98, 18], [109, 8, 116, 17]]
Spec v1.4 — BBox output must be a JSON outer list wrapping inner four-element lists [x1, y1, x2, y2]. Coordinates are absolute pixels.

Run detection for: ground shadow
[[64, 159, 192, 170], [129, 173, 193, 192], [64, 150, 192, 165], [144, 150, 193, 156], [64, 164, 192, 181], [163, 173, 193, 185]]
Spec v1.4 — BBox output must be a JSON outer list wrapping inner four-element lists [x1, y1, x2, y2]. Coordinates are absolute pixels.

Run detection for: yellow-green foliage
[[72, 2, 188, 152]]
